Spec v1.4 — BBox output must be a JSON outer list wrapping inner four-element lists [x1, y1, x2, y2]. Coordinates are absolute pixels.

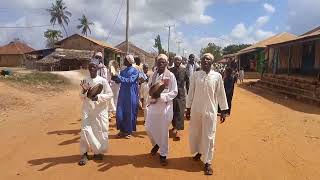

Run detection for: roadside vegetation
[[0, 72, 70, 91]]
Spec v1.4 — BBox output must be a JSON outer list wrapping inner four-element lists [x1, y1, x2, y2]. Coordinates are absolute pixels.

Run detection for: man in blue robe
[[111, 55, 139, 139]]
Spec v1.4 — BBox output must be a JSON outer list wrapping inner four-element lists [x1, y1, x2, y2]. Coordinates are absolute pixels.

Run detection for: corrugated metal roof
[[268, 26, 320, 47], [55, 34, 123, 53], [237, 32, 297, 55], [115, 41, 155, 57]]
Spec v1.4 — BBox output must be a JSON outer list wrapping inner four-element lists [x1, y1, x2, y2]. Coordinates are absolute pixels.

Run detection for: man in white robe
[[108, 60, 121, 118], [186, 53, 229, 175], [79, 59, 113, 166], [145, 54, 178, 166], [140, 64, 150, 122], [94, 52, 108, 79]]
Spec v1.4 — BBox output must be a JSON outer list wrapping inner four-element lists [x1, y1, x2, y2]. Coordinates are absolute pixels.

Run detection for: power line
[[0, 19, 78, 29], [157, 9, 240, 44], [0, 25, 52, 29], [0, 7, 47, 10], [106, 0, 125, 41]]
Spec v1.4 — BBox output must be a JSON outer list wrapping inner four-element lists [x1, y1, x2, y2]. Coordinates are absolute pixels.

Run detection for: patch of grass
[[0, 72, 68, 86]]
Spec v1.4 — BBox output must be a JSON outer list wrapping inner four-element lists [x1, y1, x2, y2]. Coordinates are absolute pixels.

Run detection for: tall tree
[[222, 44, 251, 55], [44, 29, 63, 48], [154, 35, 166, 54], [200, 43, 223, 60], [47, 0, 72, 36], [77, 14, 94, 36]]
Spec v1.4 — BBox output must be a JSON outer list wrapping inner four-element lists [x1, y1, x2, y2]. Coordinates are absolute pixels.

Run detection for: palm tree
[[44, 29, 63, 48], [77, 14, 94, 36], [47, 0, 72, 36]]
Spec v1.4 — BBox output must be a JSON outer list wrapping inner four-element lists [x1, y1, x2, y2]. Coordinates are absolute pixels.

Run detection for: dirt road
[[50, 70, 88, 85], [0, 81, 319, 180]]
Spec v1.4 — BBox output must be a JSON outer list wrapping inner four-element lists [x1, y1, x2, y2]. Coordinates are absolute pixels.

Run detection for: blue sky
[[0, 0, 319, 56]]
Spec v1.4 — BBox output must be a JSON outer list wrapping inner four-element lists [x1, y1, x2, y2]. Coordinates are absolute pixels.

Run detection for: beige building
[[116, 41, 156, 67], [55, 34, 124, 65]]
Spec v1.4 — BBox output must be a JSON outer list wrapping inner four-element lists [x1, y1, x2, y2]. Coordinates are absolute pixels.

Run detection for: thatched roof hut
[[36, 48, 94, 71]]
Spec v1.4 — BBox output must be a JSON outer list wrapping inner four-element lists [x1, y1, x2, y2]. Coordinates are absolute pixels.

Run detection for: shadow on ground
[[47, 129, 80, 136], [47, 129, 80, 145], [28, 153, 203, 173], [109, 130, 147, 139], [239, 83, 320, 115]]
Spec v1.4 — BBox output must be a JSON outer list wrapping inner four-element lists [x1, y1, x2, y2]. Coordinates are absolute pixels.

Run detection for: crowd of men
[[78, 51, 238, 175]]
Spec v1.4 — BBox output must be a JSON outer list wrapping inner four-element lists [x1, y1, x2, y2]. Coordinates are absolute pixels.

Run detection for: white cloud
[[287, 0, 320, 34], [195, 36, 233, 48], [231, 23, 249, 39], [263, 3, 275, 14], [224, 0, 259, 3], [0, 0, 215, 51], [92, 21, 108, 37], [255, 29, 275, 40], [229, 22, 274, 44], [285, 25, 292, 31], [289, 11, 297, 17], [256, 16, 270, 27]]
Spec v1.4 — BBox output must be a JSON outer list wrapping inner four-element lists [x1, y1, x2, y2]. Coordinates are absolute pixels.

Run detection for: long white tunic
[[186, 70, 228, 164], [145, 71, 178, 157], [140, 81, 149, 121], [80, 75, 113, 154]]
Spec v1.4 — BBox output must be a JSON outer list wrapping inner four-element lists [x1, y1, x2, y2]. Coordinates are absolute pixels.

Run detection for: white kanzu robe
[[145, 71, 178, 157], [186, 70, 228, 164], [80, 75, 113, 155], [140, 81, 149, 121]]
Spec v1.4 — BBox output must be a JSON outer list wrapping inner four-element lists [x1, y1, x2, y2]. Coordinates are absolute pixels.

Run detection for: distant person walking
[[108, 60, 120, 118], [223, 67, 235, 115], [186, 54, 200, 79], [140, 64, 150, 122], [93, 52, 108, 80], [239, 68, 244, 83]]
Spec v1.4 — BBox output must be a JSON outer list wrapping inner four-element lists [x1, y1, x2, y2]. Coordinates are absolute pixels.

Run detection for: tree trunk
[[61, 24, 68, 37]]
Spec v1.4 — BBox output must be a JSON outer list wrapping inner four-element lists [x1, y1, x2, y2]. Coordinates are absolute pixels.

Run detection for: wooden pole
[[288, 46, 292, 75], [165, 25, 175, 57], [126, 0, 129, 54], [168, 26, 171, 57]]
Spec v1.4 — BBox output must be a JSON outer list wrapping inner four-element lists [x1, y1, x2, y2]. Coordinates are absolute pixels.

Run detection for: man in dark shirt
[[223, 67, 235, 115], [169, 55, 189, 140]]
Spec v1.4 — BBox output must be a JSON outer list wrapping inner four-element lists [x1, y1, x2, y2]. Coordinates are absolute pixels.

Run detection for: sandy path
[[0, 82, 319, 180], [51, 70, 88, 85]]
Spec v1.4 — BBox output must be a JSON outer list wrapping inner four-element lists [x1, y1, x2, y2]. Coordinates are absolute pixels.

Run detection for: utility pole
[[165, 24, 175, 57], [176, 40, 183, 55], [126, 0, 129, 54]]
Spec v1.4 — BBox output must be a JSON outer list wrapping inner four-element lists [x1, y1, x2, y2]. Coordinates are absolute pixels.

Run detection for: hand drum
[[87, 83, 103, 99], [149, 81, 166, 99]]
